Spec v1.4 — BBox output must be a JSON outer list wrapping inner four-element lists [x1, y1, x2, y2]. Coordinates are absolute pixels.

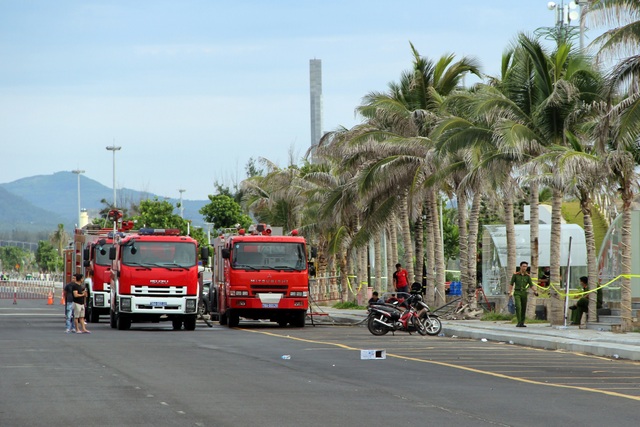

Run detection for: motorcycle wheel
[[422, 315, 442, 336], [413, 316, 428, 336], [367, 314, 389, 336]]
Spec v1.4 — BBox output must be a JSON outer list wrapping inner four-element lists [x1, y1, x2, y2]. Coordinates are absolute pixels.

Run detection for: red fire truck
[[208, 224, 309, 328], [108, 227, 208, 331]]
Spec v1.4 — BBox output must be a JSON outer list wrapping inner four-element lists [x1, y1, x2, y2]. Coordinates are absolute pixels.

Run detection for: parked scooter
[[367, 289, 442, 336]]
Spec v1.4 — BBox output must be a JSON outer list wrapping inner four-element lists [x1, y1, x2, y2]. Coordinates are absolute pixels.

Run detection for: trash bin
[[535, 304, 547, 320]]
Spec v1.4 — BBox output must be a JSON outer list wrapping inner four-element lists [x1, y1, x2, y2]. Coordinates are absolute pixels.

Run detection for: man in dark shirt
[[72, 274, 90, 334], [63, 276, 77, 333]]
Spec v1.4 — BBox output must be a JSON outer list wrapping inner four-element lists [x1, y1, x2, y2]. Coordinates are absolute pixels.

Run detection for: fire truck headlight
[[230, 290, 249, 296], [120, 297, 131, 312], [290, 291, 308, 297], [186, 299, 197, 313], [95, 294, 104, 306]]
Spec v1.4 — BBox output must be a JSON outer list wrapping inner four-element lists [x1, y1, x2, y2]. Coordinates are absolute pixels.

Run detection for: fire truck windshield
[[95, 246, 111, 266], [232, 242, 306, 271], [122, 241, 197, 268]]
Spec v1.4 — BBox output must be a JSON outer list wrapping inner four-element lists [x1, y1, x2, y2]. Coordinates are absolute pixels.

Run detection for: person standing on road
[[393, 263, 409, 295], [509, 261, 537, 327], [63, 276, 77, 333], [71, 273, 91, 334]]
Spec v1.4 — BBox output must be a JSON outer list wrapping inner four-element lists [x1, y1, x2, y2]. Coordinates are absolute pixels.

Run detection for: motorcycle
[[367, 292, 442, 336]]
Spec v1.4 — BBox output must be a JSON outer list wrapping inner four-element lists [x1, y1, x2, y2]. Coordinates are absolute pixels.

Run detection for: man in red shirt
[[393, 263, 409, 294]]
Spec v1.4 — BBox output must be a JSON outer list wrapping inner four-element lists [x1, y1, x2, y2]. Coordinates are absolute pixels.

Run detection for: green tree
[[199, 194, 252, 230], [35, 241, 62, 273], [0, 246, 30, 274], [131, 199, 208, 248]]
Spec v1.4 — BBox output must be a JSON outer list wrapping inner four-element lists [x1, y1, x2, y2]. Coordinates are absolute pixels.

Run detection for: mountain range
[[0, 172, 209, 234]]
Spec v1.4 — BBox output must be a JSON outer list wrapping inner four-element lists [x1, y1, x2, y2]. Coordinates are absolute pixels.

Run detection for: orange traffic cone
[[47, 290, 54, 305], [60, 293, 65, 305]]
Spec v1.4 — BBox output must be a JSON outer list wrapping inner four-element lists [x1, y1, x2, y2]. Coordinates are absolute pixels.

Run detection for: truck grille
[[131, 285, 187, 296], [250, 284, 288, 293]]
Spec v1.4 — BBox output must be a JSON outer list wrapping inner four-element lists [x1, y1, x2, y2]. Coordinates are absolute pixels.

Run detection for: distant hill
[[0, 186, 67, 232], [0, 172, 209, 233]]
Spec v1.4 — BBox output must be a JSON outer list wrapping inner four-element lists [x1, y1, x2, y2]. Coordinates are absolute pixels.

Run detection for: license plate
[[150, 301, 167, 307], [262, 303, 278, 308]]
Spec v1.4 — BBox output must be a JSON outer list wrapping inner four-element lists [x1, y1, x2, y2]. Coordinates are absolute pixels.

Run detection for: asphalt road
[[1, 300, 639, 427]]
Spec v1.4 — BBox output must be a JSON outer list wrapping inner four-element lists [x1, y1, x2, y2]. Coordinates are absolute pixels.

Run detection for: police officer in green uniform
[[570, 276, 589, 325], [509, 261, 538, 327]]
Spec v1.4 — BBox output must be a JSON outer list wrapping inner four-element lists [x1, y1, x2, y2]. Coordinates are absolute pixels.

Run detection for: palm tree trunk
[[550, 188, 563, 325], [414, 206, 425, 285], [424, 195, 436, 306], [374, 232, 382, 294], [580, 195, 598, 325], [528, 182, 540, 320], [339, 251, 349, 302], [357, 244, 367, 305], [400, 193, 415, 282], [504, 192, 517, 286], [467, 191, 482, 309], [620, 190, 633, 332], [432, 190, 446, 307], [456, 192, 470, 305], [388, 216, 398, 293]]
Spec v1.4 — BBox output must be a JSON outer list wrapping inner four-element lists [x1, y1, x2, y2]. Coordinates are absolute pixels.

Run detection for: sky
[[0, 1, 596, 201]]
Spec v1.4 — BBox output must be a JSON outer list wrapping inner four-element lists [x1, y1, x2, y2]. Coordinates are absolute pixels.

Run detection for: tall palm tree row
[[237, 16, 639, 329]]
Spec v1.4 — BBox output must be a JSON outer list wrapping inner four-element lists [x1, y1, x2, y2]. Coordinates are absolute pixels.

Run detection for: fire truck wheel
[[172, 319, 183, 330], [197, 301, 206, 317], [110, 310, 117, 329], [184, 316, 197, 331], [291, 311, 306, 328], [219, 311, 228, 325], [117, 314, 131, 330], [89, 307, 100, 323], [227, 310, 239, 328]]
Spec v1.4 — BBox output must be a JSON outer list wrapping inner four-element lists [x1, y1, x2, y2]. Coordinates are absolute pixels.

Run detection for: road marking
[[246, 329, 640, 402]]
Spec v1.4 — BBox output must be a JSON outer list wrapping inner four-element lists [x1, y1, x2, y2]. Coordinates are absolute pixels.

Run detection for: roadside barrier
[[0, 280, 58, 303]]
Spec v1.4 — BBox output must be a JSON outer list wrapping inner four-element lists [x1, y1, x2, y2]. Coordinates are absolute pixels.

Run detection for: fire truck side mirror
[[200, 246, 210, 264], [308, 262, 316, 277], [83, 260, 90, 267], [83, 248, 90, 261], [221, 248, 230, 259], [109, 246, 117, 260], [310, 246, 318, 258]]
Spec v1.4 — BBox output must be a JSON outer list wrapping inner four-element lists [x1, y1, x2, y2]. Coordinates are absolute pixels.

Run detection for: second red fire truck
[[208, 224, 309, 328]]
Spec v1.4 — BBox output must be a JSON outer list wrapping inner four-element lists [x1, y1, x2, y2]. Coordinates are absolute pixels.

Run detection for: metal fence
[[0, 280, 60, 303]]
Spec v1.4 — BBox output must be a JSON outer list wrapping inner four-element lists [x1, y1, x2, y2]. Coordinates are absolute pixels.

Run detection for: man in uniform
[[509, 261, 538, 327]]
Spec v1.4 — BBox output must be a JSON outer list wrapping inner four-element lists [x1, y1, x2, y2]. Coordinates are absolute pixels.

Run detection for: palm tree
[[49, 224, 69, 259], [352, 44, 481, 306]]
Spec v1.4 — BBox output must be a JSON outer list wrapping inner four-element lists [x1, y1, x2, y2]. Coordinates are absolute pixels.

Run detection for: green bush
[[481, 312, 515, 321], [332, 301, 366, 310]]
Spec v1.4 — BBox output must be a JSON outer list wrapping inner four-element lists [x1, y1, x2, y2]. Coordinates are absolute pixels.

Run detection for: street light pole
[[178, 189, 186, 218], [106, 144, 121, 207], [72, 169, 85, 227]]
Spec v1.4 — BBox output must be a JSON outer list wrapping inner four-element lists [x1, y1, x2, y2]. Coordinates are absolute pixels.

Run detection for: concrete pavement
[[307, 307, 640, 361]]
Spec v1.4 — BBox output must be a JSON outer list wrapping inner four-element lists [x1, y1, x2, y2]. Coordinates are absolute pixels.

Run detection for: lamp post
[[204, 222, 215, 245], [178, 189, 186, 218], [72, 169, 85, 227], [106, 144, 121, 207]]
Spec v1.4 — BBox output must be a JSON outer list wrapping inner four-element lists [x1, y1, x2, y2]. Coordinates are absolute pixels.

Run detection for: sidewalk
[[308, 307, 640, 361]]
